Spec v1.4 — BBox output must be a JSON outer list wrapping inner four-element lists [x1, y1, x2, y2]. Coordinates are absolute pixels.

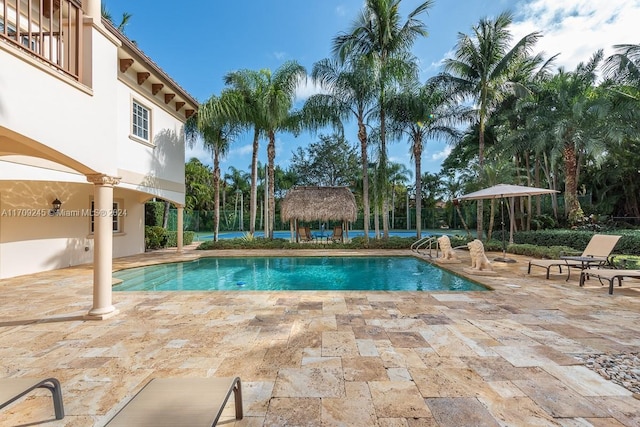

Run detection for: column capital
[[87, 174, 121, 186]]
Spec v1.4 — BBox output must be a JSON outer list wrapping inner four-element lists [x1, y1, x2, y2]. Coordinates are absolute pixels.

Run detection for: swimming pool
[[113, 256, 489, 292]]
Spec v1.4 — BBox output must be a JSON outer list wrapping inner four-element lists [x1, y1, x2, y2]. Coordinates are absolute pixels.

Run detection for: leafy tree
[[333, 0, 433, 238], [438, 10, 541, 238], [534, 51, 608, 223], [289, 134, 360, 186], [386, 78, 463, 237], [186, 93, 241, 241], [222, 69, 268, 236], [303, 57, 377, 242], [184, 158, 213, 212]]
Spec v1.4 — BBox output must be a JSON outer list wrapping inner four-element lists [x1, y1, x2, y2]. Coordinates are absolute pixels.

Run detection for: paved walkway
[[1, 247, 639, 426]]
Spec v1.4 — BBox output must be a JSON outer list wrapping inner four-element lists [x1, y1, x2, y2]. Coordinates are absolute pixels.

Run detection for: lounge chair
[[297, 226, 315, 242], [527, 234, 621, 279], [0, 377, 64, 420], [105, 377, 242, 427], [579, 269, 640, 295], [329, 226, 343, 243]]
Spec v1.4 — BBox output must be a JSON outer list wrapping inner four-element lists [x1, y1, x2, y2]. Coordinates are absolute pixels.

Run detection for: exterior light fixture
[[50, 198, 62, 216]]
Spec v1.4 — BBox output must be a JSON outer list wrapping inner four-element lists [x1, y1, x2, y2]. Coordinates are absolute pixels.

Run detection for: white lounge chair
[[527, 234, 621, 279], [580, 268, 640, 294], [105, 377, 242, 427], [0, 377, 64, 420]]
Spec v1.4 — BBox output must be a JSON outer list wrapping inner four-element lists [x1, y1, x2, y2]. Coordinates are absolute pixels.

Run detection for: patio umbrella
[[455, 184, 559, 263]]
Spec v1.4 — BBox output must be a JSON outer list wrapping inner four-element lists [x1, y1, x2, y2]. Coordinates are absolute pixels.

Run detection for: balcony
[[0, 0, 82, 80]]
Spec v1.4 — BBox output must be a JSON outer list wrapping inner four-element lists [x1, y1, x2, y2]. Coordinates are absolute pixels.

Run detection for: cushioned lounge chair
[[580, 269, 640, 295], [329, 226, 343, 243], [527, 234, 621, 279], [105, 377, 242, 427], [0, 377, 64, 420]]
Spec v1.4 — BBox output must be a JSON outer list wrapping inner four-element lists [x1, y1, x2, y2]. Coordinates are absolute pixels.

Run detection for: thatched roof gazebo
[[281, 186, 358, 242]]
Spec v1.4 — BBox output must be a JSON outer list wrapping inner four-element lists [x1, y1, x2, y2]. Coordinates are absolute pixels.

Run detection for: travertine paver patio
[[1, 247, 639, 426]]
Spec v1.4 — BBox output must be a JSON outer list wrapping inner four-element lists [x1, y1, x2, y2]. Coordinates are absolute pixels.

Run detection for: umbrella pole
[[494, 197, 516, 263]]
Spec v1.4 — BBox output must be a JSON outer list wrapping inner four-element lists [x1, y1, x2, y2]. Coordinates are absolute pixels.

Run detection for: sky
[[105, 0, 640, 179]]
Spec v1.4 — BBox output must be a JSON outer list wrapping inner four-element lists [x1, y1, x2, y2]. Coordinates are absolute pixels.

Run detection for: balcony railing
[[1, 0, 82, 80]]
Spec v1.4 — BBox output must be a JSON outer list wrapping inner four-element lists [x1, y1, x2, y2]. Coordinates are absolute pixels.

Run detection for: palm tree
[[535, 51, 608, 223], [387, 78, 463, 237], [261, 61, 306, 238], [101, 3, 132, 33], [438, 11, 541, 238], [186, 93, 240, 241], [223, 69, 268, 236], [303, 57, 377, 242], [333, 0, 433, 238]]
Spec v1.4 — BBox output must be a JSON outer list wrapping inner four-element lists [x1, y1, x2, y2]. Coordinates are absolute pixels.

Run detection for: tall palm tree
[[223, 69, 268, 236], [438, 10, 541, 238], [303, 57, 377, 242], [387, 78, 464, 237], [333, 0, 433, 238], [261, 61, 306, 238], [186, 93, 240, 241]]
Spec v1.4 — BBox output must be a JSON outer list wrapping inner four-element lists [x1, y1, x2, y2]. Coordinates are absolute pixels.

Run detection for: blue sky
[[104, 0, 639, 178]]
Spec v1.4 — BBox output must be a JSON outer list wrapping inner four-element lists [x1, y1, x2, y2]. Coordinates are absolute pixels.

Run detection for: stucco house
[[0, 0, 197, 318]]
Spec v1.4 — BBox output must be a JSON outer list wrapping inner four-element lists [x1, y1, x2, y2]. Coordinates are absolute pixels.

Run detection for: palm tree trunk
[[477, 114, 486, 239], [267, 131, 276, 239], [487, 199, 495, 240], [249, 128, 259, 235], [380, 107, 389, 239], [414, 141, 422, 239], [358, 122, 370, 244], [213, 153, 220, 242], [563, 142, 581, 223]]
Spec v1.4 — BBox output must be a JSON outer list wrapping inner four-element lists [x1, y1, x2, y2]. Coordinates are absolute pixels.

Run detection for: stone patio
[[1, 247, 639, 426]]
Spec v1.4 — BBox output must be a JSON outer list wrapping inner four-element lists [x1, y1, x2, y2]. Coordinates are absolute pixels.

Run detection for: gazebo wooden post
[[290, 219, 296, 242], [343, 220, 348, 243]]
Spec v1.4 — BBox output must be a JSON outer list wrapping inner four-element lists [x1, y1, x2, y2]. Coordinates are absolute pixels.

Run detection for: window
[[132, 100, 150, 142], [90, 201, 122, 234]]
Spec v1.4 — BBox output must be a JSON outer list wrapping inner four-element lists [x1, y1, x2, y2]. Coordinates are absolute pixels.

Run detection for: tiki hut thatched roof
[[281, 186, 357, 222]]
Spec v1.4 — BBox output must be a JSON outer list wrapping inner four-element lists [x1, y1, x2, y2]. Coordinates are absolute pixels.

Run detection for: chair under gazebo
[[280, 186, 358, 243]]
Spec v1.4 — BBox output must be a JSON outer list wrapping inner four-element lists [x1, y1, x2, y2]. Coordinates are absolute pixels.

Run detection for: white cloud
[[273, 51, 287, 60], [295, 77, 327, 101], [335, 5, 348, 17], [431, 146, 452, 161], [511, 0, 640, 71], [228, 143, 254, 158]]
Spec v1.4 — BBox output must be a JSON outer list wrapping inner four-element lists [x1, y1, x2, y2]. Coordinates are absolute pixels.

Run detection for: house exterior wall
[[0, 180, 144, 278], [0, 5, 195, 279]]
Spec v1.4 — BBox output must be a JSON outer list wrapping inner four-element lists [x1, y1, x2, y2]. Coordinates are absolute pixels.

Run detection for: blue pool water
[[113, 257, 489, 292]]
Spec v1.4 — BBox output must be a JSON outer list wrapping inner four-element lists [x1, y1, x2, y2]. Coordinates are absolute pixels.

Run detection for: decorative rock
[[576, 352, 640, 394]]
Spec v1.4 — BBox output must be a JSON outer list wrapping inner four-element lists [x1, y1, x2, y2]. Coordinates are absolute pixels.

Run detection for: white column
[[177, 205, 184, 253], [84, 0, 102, 22], [86, 174, 120, 319]]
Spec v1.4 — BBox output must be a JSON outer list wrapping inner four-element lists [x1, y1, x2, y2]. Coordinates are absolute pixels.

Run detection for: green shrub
[[165, 231, 196, 247], [514, 229, 640, 255], [145, 201, 165, 227], [145, 225, 166, 250]]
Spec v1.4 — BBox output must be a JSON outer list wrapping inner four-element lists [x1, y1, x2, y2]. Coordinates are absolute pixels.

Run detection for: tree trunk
[[213, 152, 220, 242], [249, 127, 259, 235], [380, 106, 389, 239], [487, 199, 495, 241], [563, 142, 582, 224], [477, 115, 485, 239], [414, 139, 422, 239], [267, 131, 276, 239], [358, 121, 370, 244], [162, 200, 170, 228]]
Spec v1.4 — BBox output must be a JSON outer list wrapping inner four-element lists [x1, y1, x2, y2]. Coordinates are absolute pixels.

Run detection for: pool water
[[113, 257, 489, 292]]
